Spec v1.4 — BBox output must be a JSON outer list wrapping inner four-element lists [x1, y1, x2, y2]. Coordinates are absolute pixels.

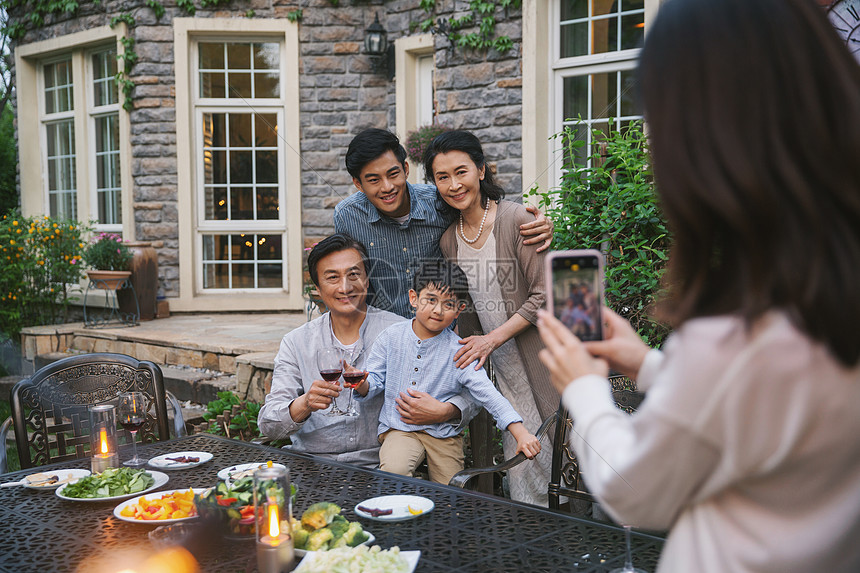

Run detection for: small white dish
[[294, 532, 375, 558], [294, 549, 420, 572], [113, 487, 203, 524], [217, 462, 287, 483], [148, 451, 213, 470], [56, 470, 169, 502], [1, 469, 91, 490], [354, 495, 434, 522]]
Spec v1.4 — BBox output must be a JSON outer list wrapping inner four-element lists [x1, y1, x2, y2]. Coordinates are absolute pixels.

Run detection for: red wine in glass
[[119, 416, 146, 433], [316, 347, 344, 416], [320, 369, 343, 382], [342, 371, 365, 388], [118, 391, 148, 467]]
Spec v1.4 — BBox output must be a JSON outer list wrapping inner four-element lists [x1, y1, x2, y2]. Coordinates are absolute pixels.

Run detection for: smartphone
[[545, 250, 604, 341]]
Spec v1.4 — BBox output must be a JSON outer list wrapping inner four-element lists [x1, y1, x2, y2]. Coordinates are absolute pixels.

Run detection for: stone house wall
[[9, 0, 525, 301]]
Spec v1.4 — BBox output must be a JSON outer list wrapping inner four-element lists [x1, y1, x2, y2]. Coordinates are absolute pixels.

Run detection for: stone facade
[[9, 0, 525, 302]]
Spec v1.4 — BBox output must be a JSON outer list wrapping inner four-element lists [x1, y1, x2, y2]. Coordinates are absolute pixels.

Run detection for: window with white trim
[[554, 0, 645, 168], [42, 58, 77, 220], [194, 40, 287, 291], [90, 48, 121, 227], [38, 45, 123, 228]]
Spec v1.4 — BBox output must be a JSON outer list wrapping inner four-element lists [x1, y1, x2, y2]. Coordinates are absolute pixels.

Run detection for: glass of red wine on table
[[341, 349, 365, 417], [317, 347, 345, 416], [118, 391, 148, 467]]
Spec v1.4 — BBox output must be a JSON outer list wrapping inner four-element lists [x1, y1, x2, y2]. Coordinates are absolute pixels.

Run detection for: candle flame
[[268, 503, 279, 538], [100, 428, 109, 454]]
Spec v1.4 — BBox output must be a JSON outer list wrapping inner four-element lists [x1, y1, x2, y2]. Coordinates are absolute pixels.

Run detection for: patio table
[[0, 434, 664, 572]]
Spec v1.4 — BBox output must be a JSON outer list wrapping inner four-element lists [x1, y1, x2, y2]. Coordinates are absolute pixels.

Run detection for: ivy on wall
[[417, 0, 522, 53]]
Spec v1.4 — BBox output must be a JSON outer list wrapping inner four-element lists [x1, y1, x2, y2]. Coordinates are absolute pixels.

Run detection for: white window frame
[[173, 18, 302, 312], [394, 33, 435, 184], [16, 25, 132, 236], [87, 45, 123, 232], [521, 0, 661, 200]]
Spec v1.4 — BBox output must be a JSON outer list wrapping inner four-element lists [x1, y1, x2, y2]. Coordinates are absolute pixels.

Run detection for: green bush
[[83, 232, 133, 271], [528, 120, 672, 348], [0, 213, 86, 342], [203, 391, 261, 441], [0, 106, 18, 217]]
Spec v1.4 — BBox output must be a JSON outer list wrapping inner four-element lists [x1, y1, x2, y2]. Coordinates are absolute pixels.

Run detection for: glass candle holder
[[89, 404, 119, 473], [254, 465, 294, 573]]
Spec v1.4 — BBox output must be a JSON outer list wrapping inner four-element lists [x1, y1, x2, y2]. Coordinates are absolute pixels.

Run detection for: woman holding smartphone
[[537, 0, 860, 571], [424, 130, 558, 506]]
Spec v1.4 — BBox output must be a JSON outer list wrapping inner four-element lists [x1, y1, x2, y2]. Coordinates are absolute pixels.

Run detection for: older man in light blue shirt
[[258, 234, 476, 469]]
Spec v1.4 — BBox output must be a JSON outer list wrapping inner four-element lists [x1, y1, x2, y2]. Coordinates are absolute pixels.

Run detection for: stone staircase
[[11, 312, 308, 424]]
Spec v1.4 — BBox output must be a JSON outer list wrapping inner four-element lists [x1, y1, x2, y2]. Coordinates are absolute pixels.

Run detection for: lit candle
[[91, 426, 118, 473], [256, 502, 294, 573]]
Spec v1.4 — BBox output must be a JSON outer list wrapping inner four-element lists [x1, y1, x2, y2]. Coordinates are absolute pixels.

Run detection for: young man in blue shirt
[[354, 261, 541, 484]]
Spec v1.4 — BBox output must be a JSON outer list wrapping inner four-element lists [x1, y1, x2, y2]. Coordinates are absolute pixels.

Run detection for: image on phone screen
[[550, 256, 603, 341]]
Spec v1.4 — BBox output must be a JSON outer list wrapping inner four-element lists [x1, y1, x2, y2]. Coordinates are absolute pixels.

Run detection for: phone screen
[[548, 252, 603, 341]]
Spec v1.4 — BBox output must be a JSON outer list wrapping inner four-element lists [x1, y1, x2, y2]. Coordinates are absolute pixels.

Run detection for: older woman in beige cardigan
[[424, 130, 558, 506]]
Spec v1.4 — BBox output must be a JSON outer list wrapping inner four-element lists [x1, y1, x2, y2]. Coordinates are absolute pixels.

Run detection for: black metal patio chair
[[0, 353, 186, 473], [449, 375, 644, 510]]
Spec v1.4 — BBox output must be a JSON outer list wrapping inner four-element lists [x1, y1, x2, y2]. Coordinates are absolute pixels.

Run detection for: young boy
[[354, 260, 541, 485]]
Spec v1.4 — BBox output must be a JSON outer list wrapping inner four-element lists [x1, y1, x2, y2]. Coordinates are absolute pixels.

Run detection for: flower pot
[[86, 270, 132, 291]]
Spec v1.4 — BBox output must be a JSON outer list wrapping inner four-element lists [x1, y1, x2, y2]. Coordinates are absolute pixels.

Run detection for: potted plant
[[404, 123, 452, 164], [84, 233, 134, 290]]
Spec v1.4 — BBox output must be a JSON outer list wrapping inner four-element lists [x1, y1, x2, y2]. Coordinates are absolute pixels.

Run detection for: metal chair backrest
[[548, 375, 644, 509], [11, 353, 170, 469]]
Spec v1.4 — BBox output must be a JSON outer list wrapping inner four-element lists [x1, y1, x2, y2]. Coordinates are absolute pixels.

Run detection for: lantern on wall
[[364, 13, 394, 80]]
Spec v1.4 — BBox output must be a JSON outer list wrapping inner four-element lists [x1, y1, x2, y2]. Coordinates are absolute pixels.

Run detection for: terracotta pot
[[86, 270, 132, 291]]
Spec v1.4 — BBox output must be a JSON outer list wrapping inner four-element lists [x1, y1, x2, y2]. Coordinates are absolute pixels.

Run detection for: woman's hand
[[454, 334, 498, 370], [583, 307, 650, 380], [520, 205, 554, 253], [537, 309, 609, 393]]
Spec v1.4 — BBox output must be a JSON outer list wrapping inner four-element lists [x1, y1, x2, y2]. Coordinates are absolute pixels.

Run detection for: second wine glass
[[316, 347, 344, 416], [117, 391, 148, 467], [609, 525, 647, 573], [341, 349, 365, 417]]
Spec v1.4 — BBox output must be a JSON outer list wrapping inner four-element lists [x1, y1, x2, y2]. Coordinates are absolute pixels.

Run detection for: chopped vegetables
[[293, 545, 409, 573], [293, 504, 370, 551], [119, 489, 197, 521], [60, 468, 155, 499]]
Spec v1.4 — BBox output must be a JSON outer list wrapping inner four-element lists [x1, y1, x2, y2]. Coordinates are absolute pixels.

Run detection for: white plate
[[148, 451, 213, 470], [113, 488, 203, 524], [294, 532, 375, 558], [295, 549, 420, 573], [354, 495, 434, 522], [56, 470, 169, 502], [217, 462, 287, 483], [22, 469, 91, 490]]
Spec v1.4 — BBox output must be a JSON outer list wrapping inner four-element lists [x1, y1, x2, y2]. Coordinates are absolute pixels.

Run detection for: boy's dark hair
[[307, 233, 370, 287], [345, 128, 408, 180], [413, 260, 470, 304]]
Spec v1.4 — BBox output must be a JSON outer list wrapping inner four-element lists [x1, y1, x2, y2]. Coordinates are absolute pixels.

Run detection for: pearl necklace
[[459, 201, 489, 244]]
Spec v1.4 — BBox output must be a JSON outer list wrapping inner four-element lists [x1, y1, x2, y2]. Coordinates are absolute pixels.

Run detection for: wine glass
[[316, 347, 344, 416], [340, 349, 365, 417], [609, 525, 647, 573], [118, 391, 148, 467]]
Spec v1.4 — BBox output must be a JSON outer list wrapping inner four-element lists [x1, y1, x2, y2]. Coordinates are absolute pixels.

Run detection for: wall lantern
[[364, 13, 395, 80]]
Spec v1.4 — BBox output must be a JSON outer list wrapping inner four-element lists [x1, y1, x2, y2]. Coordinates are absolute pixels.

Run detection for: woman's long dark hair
[[640, 0, 860, 366], [423, 130, 505, 208]]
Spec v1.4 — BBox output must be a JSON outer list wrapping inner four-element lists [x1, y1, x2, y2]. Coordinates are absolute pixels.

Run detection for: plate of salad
[[56, 468, 169, 502]]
